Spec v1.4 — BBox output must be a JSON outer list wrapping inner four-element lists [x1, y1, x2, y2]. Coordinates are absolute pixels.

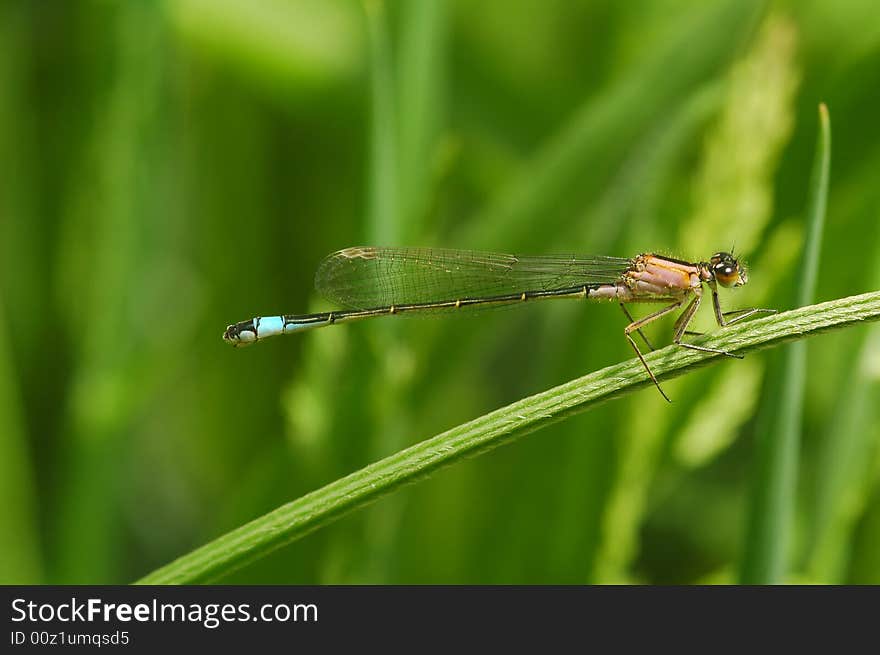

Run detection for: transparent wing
[[314, 246, 632, 309]]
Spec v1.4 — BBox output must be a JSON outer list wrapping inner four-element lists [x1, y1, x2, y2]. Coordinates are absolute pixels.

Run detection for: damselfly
[[223, 247, 775, 401]]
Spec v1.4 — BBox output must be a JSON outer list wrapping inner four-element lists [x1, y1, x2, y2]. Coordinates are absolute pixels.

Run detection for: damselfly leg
[[711, 288, 777, 326], [623, 301, 683, 403], [619, 303, 656, 351]]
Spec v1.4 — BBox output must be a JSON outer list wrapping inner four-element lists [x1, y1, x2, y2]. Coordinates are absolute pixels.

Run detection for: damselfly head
[[710, 252, 747, 287]]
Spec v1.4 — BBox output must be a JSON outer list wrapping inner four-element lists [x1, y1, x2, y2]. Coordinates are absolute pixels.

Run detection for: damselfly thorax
[[223, 248, 775, 401]]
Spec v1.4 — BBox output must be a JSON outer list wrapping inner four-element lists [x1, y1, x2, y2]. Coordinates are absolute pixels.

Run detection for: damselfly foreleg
[[711, 288, 777, 327]]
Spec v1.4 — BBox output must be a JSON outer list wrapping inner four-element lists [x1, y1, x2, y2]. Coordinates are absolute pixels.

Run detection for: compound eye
[[714, 262, 739, 287]]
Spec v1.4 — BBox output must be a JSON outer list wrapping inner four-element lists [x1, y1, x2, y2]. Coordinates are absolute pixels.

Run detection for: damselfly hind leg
[[619, 303, 655, 350], [622, 301, 683, 403]]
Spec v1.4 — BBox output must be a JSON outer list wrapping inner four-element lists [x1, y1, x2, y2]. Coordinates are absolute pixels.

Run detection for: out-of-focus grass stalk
[[360, 0, 407, 583], [0, 2, 42, 584], [137, 289, 880, 583], [740, 103, 831, 583], [396, 0, 445, 240], [0, 301, 42, 583], [364, 0, 398, 246]]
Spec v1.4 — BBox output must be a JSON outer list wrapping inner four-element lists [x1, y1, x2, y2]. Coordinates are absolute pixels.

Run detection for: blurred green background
[[2, 0, 879, 585]]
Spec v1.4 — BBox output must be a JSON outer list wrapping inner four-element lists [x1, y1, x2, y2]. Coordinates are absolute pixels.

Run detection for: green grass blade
[[136, 289, 880, 584], [740, 103, 831, 583], [797, 104, 831, 304]]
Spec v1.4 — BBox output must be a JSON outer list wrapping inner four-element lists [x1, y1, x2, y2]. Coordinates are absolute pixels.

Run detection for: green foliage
[[2, 0, 879, 584]]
